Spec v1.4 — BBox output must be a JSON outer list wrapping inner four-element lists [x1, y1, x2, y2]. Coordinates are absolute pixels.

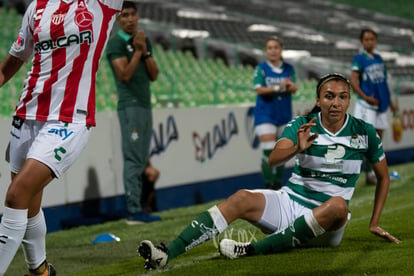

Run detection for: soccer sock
[[261, 148, 274, 185], [167, 206, 227, 260], [273, 165, 284, 185], [0, 207, 28, 274], [261, 147, 284, 188], [22, 209, 47, 270], [250, 212, 325, 255], [364, 158, 373, 173]]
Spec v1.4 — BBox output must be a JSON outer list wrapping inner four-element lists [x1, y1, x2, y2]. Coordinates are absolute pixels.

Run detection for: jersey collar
[[62, 0, 74, 3], [267, 61, 284, 74], [118, 29, 132, 42], [362, 49, 375, 59]]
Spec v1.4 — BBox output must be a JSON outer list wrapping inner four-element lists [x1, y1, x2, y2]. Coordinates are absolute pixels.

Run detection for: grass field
[[3, 1, 414, 275], [6, 162, 414, 275]]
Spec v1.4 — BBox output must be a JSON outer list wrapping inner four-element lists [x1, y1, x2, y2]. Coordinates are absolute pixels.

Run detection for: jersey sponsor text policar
[[9, 0, 122, 126]]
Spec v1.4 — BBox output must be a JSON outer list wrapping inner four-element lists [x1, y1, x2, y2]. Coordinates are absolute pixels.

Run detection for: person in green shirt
[[137, 73, 399, 270], [106, 1, 160, 224]]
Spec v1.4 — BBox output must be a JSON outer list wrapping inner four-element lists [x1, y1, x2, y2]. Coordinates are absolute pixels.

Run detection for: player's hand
[[279, 78, 291, 92], [370, 225, 400, 244], [280, 78, 297, 93], [133, 30, 147, 52], [297, 117, 318, 152], [364, 95, 379, 106], [279, 79, 288, 92]]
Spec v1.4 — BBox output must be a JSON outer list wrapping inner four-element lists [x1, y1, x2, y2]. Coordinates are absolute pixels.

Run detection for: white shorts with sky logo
[[9, 117, 90, 178]]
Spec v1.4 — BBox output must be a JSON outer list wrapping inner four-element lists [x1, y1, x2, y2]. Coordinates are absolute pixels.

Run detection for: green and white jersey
[[280, 112, 385, 209]]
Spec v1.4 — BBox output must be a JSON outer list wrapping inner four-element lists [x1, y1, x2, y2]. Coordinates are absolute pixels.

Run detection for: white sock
[[22, 209, 47, 270], [0, 207, 28, 275], [304, 212, 326, 237], [208, 205, 228, 233]]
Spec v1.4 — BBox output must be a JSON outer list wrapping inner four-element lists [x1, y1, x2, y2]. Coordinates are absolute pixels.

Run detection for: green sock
[[261, 149, 274, 184], [262, 149, 284, 188], [365, 158, 373, 172], [167, 211, 218, 259], [274, 165, 284, 184], [251, 215, 316, 255]]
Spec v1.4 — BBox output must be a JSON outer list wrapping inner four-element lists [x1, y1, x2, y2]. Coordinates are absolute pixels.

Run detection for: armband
[[274, 85, 280, 92]]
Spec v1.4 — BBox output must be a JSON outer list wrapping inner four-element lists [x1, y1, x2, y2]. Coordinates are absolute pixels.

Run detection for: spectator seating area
[[136, 0, 414, 77], [1, 0, 413, 116], [94, 44, 317, 111], [0, 6, 317, 116]]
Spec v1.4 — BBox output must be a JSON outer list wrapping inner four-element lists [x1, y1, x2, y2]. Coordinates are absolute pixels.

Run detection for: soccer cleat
[[26, 261, 56, 276], [219, 239, 252, 259], [46, 263, 56, 276], [138, 240, 168, 269]]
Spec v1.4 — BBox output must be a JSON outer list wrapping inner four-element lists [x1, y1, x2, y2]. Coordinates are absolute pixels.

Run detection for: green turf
[[6, 162, 414, 275]]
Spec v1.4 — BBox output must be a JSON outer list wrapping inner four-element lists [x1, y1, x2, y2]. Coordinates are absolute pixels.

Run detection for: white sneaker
[[219, 239, 252, 259], [138, 240, 168, 269]]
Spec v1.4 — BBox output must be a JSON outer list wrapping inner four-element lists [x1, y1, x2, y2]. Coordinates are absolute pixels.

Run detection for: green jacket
[[106, 30, 153, 110]]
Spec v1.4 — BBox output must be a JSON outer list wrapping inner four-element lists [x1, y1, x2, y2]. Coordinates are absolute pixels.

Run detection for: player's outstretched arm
[[369, 159, 400, 244], [0, 54, 24, 87]]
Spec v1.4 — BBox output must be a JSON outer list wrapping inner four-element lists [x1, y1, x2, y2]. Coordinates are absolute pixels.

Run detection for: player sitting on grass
[[138, 73, 400, 270]]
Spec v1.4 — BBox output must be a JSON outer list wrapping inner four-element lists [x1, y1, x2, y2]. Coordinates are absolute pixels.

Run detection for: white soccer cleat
[[138, 240, 168, 269], [219, 239, 252, 259]]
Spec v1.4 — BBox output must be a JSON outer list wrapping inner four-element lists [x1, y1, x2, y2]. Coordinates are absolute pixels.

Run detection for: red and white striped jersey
[[9, 0, 123, 126]]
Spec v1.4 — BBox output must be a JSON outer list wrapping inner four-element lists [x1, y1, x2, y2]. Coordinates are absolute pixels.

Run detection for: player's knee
[[329, 196, 348, 214], [227, 189, 252, 209], [327, 196, 348, 225], [5, 188, 20, 208]]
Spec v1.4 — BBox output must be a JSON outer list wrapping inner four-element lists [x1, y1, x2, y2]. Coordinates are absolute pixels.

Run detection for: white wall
[[1, 95, 414, 213]]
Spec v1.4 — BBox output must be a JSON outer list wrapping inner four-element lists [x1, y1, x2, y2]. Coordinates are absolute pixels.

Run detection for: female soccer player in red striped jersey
[[0, 1, 123, 274]]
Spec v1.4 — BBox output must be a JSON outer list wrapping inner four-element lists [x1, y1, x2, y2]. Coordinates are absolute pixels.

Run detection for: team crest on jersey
[[350, 134, 360, 149], [51, 13, 66, 25]]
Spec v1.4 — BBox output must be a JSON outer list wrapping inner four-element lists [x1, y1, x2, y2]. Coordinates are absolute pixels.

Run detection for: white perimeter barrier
[[1, 95, 414, 213]]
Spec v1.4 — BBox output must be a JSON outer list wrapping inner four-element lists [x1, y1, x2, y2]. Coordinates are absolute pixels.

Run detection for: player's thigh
[[251, 189, 296, 234], [27, 121, 91, 178], [9, 117, 37, 174]]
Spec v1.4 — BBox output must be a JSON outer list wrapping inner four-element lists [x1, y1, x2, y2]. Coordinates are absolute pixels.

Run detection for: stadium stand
[[0, 0, 413, 115], [134, 0, 414, 87]]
